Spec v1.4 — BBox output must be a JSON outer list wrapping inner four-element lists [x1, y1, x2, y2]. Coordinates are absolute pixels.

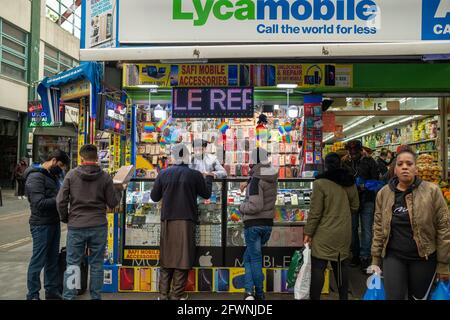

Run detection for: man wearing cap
[[190, 139, 227, 179], [342, 140, 380, 272]]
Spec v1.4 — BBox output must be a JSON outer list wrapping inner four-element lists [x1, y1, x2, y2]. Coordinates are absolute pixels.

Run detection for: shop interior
[[119, 88, 448, 279]]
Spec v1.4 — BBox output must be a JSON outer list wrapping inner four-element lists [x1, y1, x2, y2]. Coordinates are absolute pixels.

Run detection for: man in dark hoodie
[[56, 144, 123, 300], [24, 149, 70, 300], [304, 153, 359, 300], [239, 147, 278, 301]]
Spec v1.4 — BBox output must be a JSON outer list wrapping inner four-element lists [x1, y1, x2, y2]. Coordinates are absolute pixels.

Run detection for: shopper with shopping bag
[[304, 153, 360, 300], [370, 148, 450, 300]]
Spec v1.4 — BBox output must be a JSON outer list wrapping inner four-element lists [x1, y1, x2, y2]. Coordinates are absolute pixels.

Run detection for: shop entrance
[[0, 119, 19, 189], [323, 96, 445, 183]]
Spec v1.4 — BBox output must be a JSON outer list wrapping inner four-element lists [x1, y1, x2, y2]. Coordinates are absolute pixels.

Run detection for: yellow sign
[[124, 63, 353, 89], [124, 249, 160, 260], [276, 64, 303, 84], [135, 64, 229, 87], [61, 80, 90, 101], [77, 100, 85, 165]]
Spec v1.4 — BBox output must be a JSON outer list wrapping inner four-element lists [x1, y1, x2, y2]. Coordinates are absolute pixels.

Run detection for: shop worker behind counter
[[24, 149, 70, 300], [342, 140, 380, 272], [190, 138, 227, 178], [150, 143, 214, 300], [56, 144, 123, 300], [239, 147, 278, 301]]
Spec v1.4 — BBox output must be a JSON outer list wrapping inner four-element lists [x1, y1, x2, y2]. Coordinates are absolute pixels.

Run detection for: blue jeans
[[351, 194, 375, 259], [27, 224, 61, 300], [63, 226, 107, 300], [243, 226, 272, 297]]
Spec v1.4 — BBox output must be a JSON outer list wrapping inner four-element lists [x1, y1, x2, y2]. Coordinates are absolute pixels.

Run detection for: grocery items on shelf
[[417, 154, 442, 184]]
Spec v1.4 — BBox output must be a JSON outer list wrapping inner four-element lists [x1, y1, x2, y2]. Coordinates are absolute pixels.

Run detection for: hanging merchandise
[[156, 119, 168, 132], [217, 121, 230, 134], [144, 122, 155, 133]]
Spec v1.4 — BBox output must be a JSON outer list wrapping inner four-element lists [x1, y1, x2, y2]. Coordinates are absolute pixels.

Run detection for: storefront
[[0, 108, 21, 188], [109, 61, 450, 294], [78, 0, 450, 294]]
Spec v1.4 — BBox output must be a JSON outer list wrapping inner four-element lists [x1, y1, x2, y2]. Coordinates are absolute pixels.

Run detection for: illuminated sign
[[172, 87, 254, 118]]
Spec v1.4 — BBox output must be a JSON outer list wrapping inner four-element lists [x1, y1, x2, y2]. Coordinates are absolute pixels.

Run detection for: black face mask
[[49, 166, 63, 177]]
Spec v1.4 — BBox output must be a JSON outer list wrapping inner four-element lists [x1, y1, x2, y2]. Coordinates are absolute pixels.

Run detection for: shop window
[[0, 19, 28, 82], [44, 44, 79, 77], [46, 0, 81, 38]]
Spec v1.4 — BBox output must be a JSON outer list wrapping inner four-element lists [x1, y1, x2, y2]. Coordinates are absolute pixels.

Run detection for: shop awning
[[37, 62, 103, 120], [33, 126, 77, 137]]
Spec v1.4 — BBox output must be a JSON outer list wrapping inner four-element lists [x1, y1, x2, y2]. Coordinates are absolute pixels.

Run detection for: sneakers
[[255, 293, 265, 301], [244, 292, 255, 300]]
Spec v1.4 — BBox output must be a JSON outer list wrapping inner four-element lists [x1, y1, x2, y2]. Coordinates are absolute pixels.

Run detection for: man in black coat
[[24, 149, 70, 300], [150, 143, 213, 300], [342, 140, 380, 272]]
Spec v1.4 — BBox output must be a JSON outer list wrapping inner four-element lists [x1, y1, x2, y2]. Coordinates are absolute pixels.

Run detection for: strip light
[[343, 116, 375, 132], [343, 116, 421, 142]]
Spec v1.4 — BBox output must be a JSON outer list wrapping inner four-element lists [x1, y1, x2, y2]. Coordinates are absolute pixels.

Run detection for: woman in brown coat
[[370, 149, 450, 300]]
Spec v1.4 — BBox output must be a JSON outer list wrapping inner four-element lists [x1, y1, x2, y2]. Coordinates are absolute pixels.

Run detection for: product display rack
[[120, 178, 313, 268]]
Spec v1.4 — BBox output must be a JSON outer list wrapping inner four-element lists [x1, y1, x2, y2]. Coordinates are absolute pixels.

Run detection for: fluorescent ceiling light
[[323, 134, 334, 142], [344, 116, 421, 142], [277, 84, 298, 89], [137, 84, 159, 89], [343, 116, 375, 132]]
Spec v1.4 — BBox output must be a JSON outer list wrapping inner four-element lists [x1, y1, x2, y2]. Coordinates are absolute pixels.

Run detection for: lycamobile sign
[[173, 0, 377, 26], [118, 0, 443, 43]]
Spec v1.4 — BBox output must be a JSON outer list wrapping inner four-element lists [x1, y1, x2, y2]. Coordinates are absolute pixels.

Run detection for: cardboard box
[[113, 165, 135, 184]]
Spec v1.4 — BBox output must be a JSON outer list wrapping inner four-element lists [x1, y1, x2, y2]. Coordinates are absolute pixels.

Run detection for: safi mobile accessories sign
[[116, 0, 450, 43]]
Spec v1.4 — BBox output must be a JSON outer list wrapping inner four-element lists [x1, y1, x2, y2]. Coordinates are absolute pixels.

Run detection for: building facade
[[0, 0, 80, 187]]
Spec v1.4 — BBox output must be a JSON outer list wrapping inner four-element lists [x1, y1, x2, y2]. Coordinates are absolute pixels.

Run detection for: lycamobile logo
[[173, 0, 378, 26]]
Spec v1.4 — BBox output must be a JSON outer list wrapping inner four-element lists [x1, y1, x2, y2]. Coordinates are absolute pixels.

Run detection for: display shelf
[[407, 138, 436, 145], [418, 150, 438, 154]]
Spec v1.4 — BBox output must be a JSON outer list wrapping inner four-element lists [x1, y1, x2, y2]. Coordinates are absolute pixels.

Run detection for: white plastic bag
[[294, 243, 311, 300]]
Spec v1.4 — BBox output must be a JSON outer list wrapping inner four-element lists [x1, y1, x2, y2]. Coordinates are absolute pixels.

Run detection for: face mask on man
[[49, 166, 63, 177]]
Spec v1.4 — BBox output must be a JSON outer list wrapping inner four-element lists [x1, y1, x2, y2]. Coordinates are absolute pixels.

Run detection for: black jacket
[[24, 166, 60, 225], [315, 168, 356, 187], [342, 156, 380, 181], [376, 157, 389, 177], [150, 164, 213, 222]]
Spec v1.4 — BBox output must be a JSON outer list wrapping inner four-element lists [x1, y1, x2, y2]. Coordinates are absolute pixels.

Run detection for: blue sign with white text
[[423, 0, 450, 40]]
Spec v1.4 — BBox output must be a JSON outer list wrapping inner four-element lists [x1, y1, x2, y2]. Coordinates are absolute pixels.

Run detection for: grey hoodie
[[56, 165, 122, 229], [240, 163, 279, 227]]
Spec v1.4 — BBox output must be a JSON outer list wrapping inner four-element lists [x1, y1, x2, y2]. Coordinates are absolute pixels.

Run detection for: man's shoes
[[349, 256, 361, 267], [360, 258, 371, 272], [244, 292, 255, 300], [45, 292, 62, 300], [26, 296, 40, 300]]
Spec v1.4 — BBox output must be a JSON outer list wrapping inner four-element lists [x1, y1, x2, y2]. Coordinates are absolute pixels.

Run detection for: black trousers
[[17, 179, 25, 196], [310, 257, 349, 300], [383, 254, 436, 300], [159, 268, 189, 300]]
